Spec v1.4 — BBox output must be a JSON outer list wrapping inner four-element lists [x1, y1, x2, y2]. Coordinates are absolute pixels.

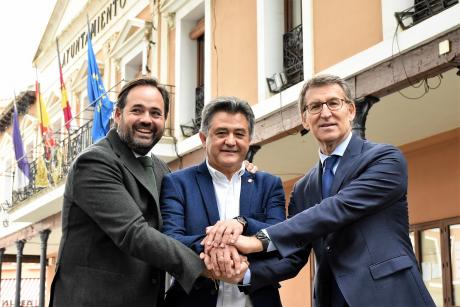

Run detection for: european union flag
[[87, 28, 113, 142]]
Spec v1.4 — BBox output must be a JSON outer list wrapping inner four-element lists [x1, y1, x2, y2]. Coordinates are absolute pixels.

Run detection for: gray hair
[[200, 96, 255, 139], [298, 74, 354, 114]]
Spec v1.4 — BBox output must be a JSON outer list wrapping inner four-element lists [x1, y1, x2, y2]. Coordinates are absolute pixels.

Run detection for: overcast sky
[[0, 1, 56, 103]]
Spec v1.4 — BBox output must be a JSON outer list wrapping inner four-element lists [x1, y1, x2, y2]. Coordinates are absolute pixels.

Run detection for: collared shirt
[[263, 132, 353, 252], [319, 131, 352, 174], [206, 160, 253, 307]]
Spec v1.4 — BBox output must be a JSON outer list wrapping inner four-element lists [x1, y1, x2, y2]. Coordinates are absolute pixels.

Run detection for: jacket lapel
[[196, 162, 221, 225], [313, 161, 323, 199], [239, 171, 254, 216], [107, 129, 160, 206], [330, 133, 364, 195]]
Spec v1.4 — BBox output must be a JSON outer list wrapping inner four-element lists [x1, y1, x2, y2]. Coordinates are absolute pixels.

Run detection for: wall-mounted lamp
[[266, 72, 287, 93]]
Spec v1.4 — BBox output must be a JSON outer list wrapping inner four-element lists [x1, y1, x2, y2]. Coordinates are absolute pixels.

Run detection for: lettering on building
[[61, 0, 127, 67]]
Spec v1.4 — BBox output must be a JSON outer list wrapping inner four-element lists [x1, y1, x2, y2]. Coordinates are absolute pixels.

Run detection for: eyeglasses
[[304, 98, 347, 114]]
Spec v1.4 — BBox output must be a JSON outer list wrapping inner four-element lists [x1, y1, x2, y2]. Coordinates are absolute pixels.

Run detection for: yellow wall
[[401, 128, 460, 224], [313, 0, 382, 72], [279, 177, 313, 307], [211, 0, 258, 105]]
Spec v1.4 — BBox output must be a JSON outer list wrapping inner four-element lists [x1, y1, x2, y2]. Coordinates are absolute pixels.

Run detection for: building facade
[[0, 0, 459, 306]]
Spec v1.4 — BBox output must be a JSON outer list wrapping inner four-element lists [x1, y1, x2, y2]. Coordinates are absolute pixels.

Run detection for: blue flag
[[87, 27, 113, 142], [12, 104, 30, 189]]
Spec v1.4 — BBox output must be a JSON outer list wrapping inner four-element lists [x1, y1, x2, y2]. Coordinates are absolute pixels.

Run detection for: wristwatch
[[255, 230, 270, 252], [233, 216, 248, 234]]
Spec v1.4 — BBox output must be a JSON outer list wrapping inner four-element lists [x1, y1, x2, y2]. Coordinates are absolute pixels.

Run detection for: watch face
[[235, 216, 247, 226]]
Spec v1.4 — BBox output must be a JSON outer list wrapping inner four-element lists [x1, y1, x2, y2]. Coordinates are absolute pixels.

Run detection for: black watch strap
[[255, 230, 270, 252], [234, 216, 248, 234]]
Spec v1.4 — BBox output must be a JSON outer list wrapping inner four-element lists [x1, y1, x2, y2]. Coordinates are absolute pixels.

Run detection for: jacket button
[[325, 245, 331, 252], [152, 278, 157, 284]]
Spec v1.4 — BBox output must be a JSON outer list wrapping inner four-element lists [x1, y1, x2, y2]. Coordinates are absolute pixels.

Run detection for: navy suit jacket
[[266, 134, 435, 307], [161, 161, 307, 307]]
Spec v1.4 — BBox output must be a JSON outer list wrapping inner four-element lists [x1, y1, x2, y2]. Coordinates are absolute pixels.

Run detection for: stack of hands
[[199, 219, 259, 284]]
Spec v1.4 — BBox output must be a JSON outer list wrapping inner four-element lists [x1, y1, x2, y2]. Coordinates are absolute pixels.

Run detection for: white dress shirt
[[206, 160, 253, 307]]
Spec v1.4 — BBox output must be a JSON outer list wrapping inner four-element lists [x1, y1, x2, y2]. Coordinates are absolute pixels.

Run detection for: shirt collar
[[206, 159, 245, 181], [319, 132, 352, 165], [132, 151, 151, 158]]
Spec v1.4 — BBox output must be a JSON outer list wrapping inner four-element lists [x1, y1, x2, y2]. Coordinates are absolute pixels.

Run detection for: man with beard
[[50, 78, 206, 307]]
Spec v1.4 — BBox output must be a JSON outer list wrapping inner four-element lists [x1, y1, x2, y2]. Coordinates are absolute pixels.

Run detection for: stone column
[[0, 247, 5, 293], [15, 239, 26, 307], [39, 229, 51, 307]]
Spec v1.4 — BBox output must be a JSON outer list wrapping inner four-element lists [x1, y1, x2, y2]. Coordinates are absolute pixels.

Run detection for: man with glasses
[[209, 75, 435, 307]]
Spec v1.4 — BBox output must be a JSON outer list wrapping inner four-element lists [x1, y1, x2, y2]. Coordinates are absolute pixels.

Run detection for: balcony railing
[[10, 120, 93, 207], [395, 0, 458, 30], [194, 85, 204, 131], [179, 85, 204, 137], [283, 24, 304, 87], [4, 84, 176, 211]]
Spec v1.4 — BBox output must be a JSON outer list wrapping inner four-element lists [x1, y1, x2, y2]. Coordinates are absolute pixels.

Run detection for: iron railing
[[283, 24, 304, 87], [10, 120, 93, 207], [395, 0, 458, 30], [179, 85, 204, 137], [5, 84, 176, 211]]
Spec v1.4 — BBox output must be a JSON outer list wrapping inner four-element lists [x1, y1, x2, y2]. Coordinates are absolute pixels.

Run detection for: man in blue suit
[[224, 75, 435, 307], [161, 97, 306, 307]]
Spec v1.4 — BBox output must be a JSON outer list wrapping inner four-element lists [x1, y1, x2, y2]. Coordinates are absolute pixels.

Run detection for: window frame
[[411, 216, 460, 307]]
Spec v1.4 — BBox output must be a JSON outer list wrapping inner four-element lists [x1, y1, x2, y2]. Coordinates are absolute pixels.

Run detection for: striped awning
[[1, 278, 39, 306]]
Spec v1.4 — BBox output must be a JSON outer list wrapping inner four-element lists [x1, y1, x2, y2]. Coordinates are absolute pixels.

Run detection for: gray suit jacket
[[50, 129, 203, 307]]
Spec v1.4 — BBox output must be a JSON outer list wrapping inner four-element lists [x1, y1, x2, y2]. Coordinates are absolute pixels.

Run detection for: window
[[174, 0, 205, 138], [187, 18, 205, 135], [411, 217, 460, 307], [421, 228, 443, 305], [283, 0, 303, 86], [450, 225, 460, 305]]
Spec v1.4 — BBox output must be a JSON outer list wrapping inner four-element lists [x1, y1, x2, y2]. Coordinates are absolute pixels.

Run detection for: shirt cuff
[[262, 229, 277, 252], [241, 268, 251, 286]]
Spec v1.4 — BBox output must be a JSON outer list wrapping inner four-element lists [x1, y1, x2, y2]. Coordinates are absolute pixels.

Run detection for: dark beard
[[118, 125, 161, 155]]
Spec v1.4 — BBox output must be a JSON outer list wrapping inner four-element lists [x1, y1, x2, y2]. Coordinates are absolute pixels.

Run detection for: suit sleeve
[[267, 145, 408, 257], [72, 148, 203, 293], [246, 248, 310, 293], [245, 176, 310, 292], [245, 175, 286, 235], [160, 174, 206, 253]]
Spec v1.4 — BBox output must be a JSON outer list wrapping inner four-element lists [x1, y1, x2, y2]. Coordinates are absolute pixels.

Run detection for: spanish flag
[[35, 80, 56, 150], [57, 39, 73, 130]]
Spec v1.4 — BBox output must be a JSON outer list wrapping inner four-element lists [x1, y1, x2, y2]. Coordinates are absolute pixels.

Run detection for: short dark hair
[[116, 78, 170, 119], [200, 96, 255, 139], [298, 74, 354, 114]]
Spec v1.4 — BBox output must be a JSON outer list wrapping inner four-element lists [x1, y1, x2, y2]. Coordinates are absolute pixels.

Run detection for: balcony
[[3, 85, 175, 213], [395, 0, 458, 30], [283, 24, 304, 87], [180, 85, 204, 137]]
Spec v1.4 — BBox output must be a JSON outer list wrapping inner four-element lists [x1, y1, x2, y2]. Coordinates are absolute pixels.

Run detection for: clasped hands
[[199, 218, 253, 284]]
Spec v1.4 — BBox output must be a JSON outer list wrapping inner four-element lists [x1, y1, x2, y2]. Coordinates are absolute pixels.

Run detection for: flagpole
[[56, 37, 73, 131], [35, 67, 45, 140]]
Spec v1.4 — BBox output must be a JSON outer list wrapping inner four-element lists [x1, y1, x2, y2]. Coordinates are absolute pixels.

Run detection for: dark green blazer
[[50, 129, 203, 307]]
